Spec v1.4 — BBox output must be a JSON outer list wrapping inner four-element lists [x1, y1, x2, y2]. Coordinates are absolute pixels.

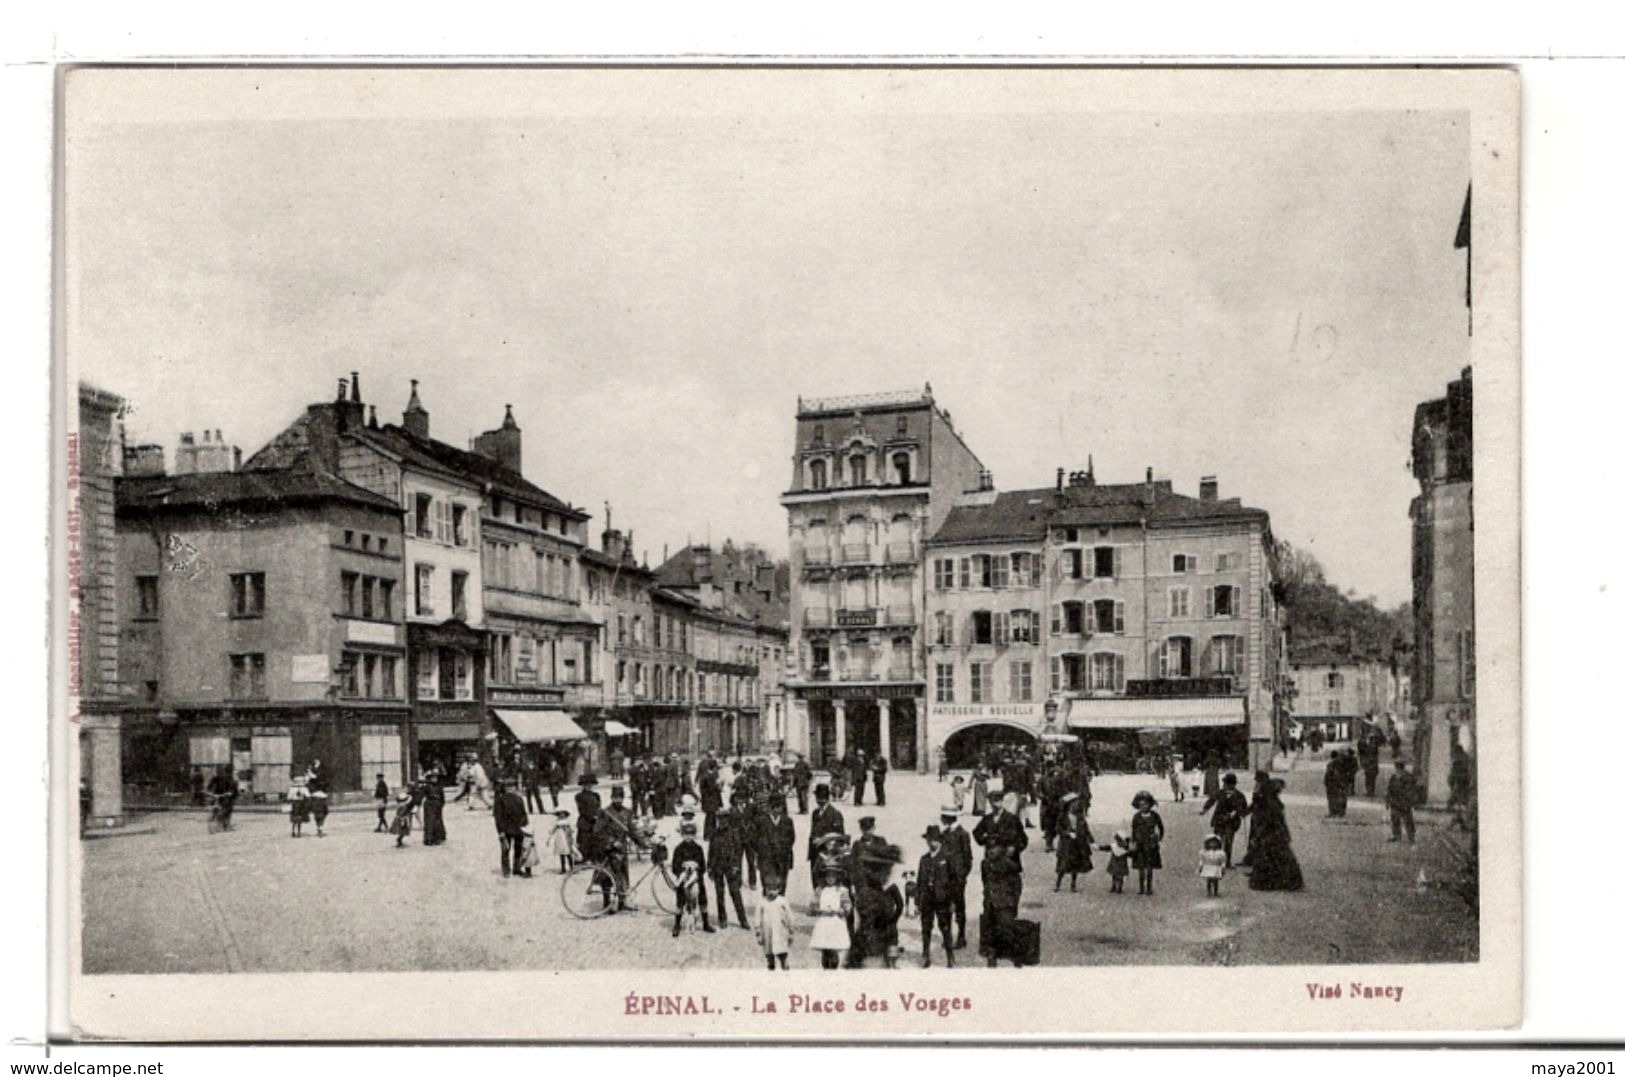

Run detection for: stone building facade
[[927, 468, 1282, 771], [782, 387, 988, 771], [1410, 366, 1475, 803], [75, 384, 127, 827]]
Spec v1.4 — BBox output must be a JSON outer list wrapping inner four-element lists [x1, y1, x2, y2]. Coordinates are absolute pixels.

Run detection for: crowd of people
[[200, 733, 1476, 968]]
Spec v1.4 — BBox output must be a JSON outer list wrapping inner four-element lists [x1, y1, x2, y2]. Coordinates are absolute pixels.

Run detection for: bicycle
[[560, 835, 679, 920]]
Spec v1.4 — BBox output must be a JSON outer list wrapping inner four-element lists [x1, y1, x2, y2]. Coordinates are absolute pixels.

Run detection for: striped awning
[[1066, 696, 1246, 730]]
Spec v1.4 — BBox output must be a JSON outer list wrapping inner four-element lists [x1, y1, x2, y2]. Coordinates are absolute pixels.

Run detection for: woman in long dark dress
[[1053, 793, 1094, 892], [421, 767, 449, 846], [1247, 778, 1304, 891]]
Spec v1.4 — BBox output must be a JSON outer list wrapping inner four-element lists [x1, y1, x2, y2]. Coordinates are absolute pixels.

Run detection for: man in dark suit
[[707, 805, 751, 929], [939, 807, 974, 949], [853, 816, 887, 861], [917, 825, 963, 967], [972, 788, 1028, 868], [807, 783, 846, 888], [1200, 772, 1252, 866], [851, 748, 868, 806], [493, 779, 531, 878], [754, 796, 797, 885]]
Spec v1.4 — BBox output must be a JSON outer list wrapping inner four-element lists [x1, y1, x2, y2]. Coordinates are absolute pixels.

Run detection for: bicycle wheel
[[560, 863, 617, 920], [646, 865, 679, 915]]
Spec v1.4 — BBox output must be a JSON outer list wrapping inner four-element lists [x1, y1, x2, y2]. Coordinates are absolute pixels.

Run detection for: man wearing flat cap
[[972, 787, 1028, 867], [916, 825, 961, 967]]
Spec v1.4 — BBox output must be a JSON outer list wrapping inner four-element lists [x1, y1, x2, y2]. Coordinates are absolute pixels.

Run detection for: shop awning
[[493, 709, 588, 743], [603, 720, 638, 737], [416, 722, 483, 742], [1066, 696, 1246, 730]]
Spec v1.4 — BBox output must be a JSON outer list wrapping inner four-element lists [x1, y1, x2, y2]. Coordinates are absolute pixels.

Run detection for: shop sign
[[933, 703, 1043, 720]]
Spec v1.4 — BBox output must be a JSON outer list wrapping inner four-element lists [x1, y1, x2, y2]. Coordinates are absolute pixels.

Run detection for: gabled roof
[[358, 424, 583, 516], [117, 465, 401, 516], [929, 481, 1268, 546]]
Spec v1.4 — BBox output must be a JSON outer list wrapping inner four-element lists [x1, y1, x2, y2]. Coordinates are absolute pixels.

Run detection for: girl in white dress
[[808, 867, 852, 970], [755, 874, 796, 969]]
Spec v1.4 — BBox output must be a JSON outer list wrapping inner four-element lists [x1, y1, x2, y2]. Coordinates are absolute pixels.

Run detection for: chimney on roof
[[349, 372, 361, 404], [472, 404, 523, 475], [175, 429, 238, 475], [1200, 475, 1218, 502], [1056, 467, 1064, 493], [403, 379, 430, 440], [122, 443, 166, 477], [368, 405, 378, 430]]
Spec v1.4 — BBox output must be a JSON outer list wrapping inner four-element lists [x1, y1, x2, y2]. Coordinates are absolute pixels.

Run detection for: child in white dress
[[756, 874, 795, 969], [549, 810, 577, 873], [808, 867, 852, 970], [1198, 833, 1227, 897]]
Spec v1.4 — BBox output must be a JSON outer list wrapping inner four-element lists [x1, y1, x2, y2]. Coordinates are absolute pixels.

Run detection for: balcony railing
[[884, 605, 915, 626], [839, 668, 877, 682], [886, 667, 916, 681], [808, 666, 832, 682], [886, 541, 917, 563], [841, 543, 872, 564], [805, 607, 833, 627], [803, 547, 832, 566], [836, 607, 879, 627]]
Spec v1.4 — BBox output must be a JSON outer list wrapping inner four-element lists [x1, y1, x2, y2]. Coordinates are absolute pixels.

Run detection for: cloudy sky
[[66, 69, 1470, 606]]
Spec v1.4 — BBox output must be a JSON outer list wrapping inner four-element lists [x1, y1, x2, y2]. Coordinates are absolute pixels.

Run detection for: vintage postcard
[[54, 65, 1520, 1039]]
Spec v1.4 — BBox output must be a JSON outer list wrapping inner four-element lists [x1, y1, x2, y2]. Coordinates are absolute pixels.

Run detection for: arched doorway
[[942, 722, 1038, 770]]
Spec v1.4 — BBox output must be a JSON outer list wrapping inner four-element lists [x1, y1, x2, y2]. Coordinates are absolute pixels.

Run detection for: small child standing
[[1168, 764, 1185, 803], [549, 810, 577, 873], [808, 866, 852, 969], [391, 791, 414, 847], [756, 874, 795, 970], [1097, 830, 1132, 893], [1199, 834, 1227, 897], [1130, 791, 1166, 895], [287, 778, 310, 838]]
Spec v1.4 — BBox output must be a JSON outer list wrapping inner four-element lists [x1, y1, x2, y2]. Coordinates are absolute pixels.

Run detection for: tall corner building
[[781, 387, 989, 772]]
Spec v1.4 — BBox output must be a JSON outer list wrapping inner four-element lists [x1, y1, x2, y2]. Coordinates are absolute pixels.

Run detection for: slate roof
[[929, 481, 1269, 546], [117, 466, 402, 515], [357, 424, 583, 516]]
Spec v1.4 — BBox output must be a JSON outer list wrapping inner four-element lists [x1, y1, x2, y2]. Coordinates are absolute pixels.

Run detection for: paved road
[[82, 766, 1476, 973]]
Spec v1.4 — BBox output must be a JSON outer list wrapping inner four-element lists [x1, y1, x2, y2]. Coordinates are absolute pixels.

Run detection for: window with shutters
[[1010, 608, 1039, 644], [1093, 546, 1116, 578], [1207, 585, 1237, 618], [1050, 657, 1062, 692], [1088, 599, 1124, 635], [1209, 635, 1245, 678], [414, 493, 434, 538], [1216, 552, 1235, 573], [969, 661, 992, 703], [1009, 660, 1034, 701], [414, 563, 434, 616], [990, 555, 1010, 589], [935, 662, 955, 703], [934, 611, 954, 647], [452, 503, 470, 546], [971, 611, 994, 645], [1058, 601, 1086, 635], [933, 558, 955, 590], [1172, 553, 1197, 574], [1066, 548, 1085, 580], [1088, 652, 1126, 693], [992, 611, 1010, 645], [1159, 637, 1194, 678], [1169, 587, 1191, 619]]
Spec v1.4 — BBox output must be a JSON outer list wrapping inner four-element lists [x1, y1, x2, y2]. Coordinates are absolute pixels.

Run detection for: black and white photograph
[[57, 66, 1520, 1038]]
